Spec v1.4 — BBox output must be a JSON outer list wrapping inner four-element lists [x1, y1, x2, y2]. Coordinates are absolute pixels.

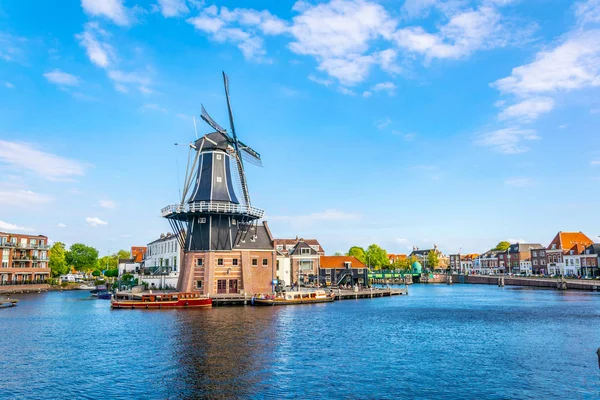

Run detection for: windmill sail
[[200, 105, 227, 135]]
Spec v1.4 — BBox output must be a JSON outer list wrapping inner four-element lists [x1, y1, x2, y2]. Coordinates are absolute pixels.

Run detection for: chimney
[[160, 233, 165, 239]]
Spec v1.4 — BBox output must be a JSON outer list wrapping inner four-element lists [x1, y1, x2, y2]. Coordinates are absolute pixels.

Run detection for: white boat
[[77, 283, 96, 290]]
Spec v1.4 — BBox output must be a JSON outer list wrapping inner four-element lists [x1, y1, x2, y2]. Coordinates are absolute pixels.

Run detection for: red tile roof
[[548, 231, 593, 254], [320, 256, 366, 269]]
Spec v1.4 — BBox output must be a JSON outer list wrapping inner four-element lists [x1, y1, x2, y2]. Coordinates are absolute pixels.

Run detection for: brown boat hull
[[111, 297, 212, 309]]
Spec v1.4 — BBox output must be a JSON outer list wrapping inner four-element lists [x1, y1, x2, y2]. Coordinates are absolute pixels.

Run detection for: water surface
[[1, 285, 598, 399]]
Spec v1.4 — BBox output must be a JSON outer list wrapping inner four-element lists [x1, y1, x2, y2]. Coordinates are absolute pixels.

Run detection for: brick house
[[498, 243, 544, 274], [580, 244, 600, 277], [0, 232, 51, 283], [545, 231, 594, 276], [178, 222, 277, 296], [274, 237, 324, 287]]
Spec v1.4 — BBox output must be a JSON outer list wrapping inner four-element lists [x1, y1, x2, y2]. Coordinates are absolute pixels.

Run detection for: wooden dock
[[211, 287, 408, 306]]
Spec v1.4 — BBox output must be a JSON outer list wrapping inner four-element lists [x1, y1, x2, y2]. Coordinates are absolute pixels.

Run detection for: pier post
[[498, 277, 504, 287]]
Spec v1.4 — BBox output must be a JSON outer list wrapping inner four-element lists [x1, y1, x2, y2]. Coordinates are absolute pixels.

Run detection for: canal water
[[1, 285, 599, 399]]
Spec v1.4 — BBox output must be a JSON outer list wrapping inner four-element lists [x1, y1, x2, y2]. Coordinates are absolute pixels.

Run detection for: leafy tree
[[333, 252, 343, 256], [121, 273, 133, 281], [117, 249, 131, 259], [92, 270, 101, 277], [427, 250, 440, 271], [104, 269, 119, 278], [347, 246, 366, 264], [493, 241, 511, 251], [365, 244, 388, 270], [66, 243, 99, 272], [49, 242, 69, 277], [98, 255, 118, 271]]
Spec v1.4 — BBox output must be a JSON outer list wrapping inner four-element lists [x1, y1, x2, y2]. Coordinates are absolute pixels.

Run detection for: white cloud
[[0, 189, 52, 207], [99, 199, 117, 209], [493, 29, 600, 96], [401, 0, 439, 19], [43, 70, 81, 86], [308, 75, 333, 87], [0, 220, 31, 232], [371, 81, 396, 95], [4, 82, 14, 89], [0, 32, 26, 63], [86, 217, 108, 227], [393, 130, 416, 140], [289, 0, 397, 85], [0, 141, 87, 181], [475, 127, 540, 154], [108, 69, 152, 93], [362, 91, 372, 97], [375, 117, 391, 129], [140, 104, 167, 113], [76, 22, 115, 69], [186, 6, 287, 61], [57, 223, 67, 228], [81, 0, 131, 26], [395, 5, 516, 61], [504, 178, 534, 187], [591, 160, 600, 165], [575, 0, 600, 25], [157, 0, 189, 17], [498, 97, 555, 121], [337, 86, 356, 96]]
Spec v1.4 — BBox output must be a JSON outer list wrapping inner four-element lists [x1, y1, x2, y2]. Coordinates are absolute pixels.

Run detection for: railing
[[161, 201, 264, 219], [0, 279, 50, 286]]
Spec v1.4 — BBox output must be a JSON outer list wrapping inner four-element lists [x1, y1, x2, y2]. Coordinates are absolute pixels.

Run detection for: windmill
[[162, 71, 264, 252]]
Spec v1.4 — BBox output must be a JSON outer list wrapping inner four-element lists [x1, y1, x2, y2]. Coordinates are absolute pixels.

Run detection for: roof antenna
[[192, 116, 198, 139]]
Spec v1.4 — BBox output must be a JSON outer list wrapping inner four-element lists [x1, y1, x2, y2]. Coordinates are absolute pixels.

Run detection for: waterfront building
[[0, 232, 50, 283], [497, 243, 543, 274], [162, 72, 275, 296], [544, 231, 593, 276], [460, 254, 479, 274], [131, 246, 147, 263], [388, 254, 407, 265], [476, 251, 500, 274], [145, 233, 181, 274], [274, 238, 324, 287], [580, 244, 600, 277], [449, 254, 460, 272], [409, 245, 443, 270], [529, 247, 548, 275], [319, 256, 368, 286]]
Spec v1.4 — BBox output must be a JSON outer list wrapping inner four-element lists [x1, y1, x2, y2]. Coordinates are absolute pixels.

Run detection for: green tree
[[333, 252, 343, 256], [365, 244, 388, 270], [49, 242, 69, 277], [347, 246, 366, 264], [104, 269, 119, 278], [492, 241, 511, 251], [427, 250, 439, 271], [98, 255, 118, 271], [116, 249, 131, 259], [92, 270, 101, 277], [66, 243, 99, 272]]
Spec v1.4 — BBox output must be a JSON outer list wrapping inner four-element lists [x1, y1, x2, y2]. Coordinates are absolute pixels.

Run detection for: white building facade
[[145, 233, 181, 273]]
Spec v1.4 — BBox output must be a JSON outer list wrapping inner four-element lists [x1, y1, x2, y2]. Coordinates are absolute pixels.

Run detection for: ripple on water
[[0, 286, 599, 399]]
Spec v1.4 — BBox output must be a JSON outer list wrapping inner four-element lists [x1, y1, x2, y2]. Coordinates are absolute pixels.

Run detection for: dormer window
[[344, 261, 351, 269], [300, 248, 310, 255]]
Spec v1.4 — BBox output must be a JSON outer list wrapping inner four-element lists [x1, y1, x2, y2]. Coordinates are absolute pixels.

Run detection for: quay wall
[[462, 275, 600, 291], [0, 284, 51, 294]]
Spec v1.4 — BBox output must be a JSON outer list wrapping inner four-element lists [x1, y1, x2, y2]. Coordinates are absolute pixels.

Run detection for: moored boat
[[97, 292, 112, 300], [0, 302, 16, 309], [0, 298, 18, 305], [111, 292, 212, 309], [253, 290, 335, 306]]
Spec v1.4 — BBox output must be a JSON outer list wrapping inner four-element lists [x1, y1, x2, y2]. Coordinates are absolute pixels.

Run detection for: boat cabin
[[140, 292, 201, 302]]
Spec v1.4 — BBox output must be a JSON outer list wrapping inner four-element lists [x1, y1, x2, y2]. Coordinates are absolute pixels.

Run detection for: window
[[541, 259, 546, 265], [217, 258, 224, 266], [357, 269, 363, 273], [217, 279, 227, 294], [173, 256, 177, 270], [196, 280, 203, 289], [216, 177, 222, 183], [216, 154, 222, 160], [540, 251, 545, 256], [276, 245, 283, 251], [196, 258, 203, 267], [300, 248, 310, 255], [262, 258, 268, 266], [532, 251, 537, 257], [199, 218, 206, 223], [232, 259, 238, 266], [276, 260, 279, 271], [533, 260, 538, 265], [252, 258, 258, 266], [325, 269, 331, 274]]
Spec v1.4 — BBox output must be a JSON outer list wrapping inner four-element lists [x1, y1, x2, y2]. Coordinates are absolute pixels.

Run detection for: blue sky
[[0, 0, 599, 255]]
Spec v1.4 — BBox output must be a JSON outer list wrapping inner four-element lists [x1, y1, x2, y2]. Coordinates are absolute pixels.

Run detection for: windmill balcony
[[161, 201, 264, 219]]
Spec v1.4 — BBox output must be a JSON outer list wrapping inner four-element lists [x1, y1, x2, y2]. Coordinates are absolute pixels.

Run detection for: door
[[228, 279, 238, 294], [217, 279, 227, 294]]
